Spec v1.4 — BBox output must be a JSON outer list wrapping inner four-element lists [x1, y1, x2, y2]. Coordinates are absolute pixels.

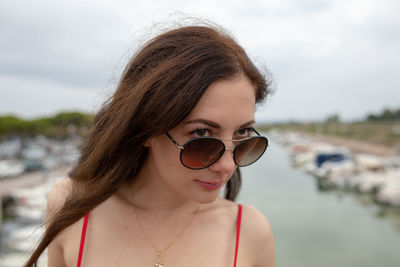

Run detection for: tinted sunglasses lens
[[234, 137, 268, 166], [181, 138, 225, 169]]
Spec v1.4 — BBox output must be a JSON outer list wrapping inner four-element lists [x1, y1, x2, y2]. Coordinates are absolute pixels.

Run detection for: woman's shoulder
[[209, 198, 240, 218], [240, 204, 273, 239], [46, 178, 89, 267], [214, 199, 273, 234], [239, 204, 275, 267], [212, 199, 275, 266], [46, 177, 74, 223], [212, 198, 267, 220]]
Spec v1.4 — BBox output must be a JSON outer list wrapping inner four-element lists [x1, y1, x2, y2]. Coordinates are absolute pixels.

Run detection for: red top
[[77, 204, 243, 267]]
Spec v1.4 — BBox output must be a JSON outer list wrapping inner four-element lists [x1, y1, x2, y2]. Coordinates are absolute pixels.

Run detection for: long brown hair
[[25, 23, 271, 266]]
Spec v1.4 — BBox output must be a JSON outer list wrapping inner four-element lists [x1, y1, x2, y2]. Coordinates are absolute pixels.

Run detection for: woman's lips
[[194, 179, 224, 191]]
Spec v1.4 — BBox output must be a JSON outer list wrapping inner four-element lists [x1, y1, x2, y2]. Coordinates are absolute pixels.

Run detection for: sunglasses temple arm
[[253, 128, 261, 136], [165, 133, 184, 149]]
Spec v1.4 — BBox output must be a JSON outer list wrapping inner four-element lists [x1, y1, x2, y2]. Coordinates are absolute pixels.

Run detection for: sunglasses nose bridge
[[219, 137, 235, 152], [207, 142, 236, 172], [221, 142, 237, 165]]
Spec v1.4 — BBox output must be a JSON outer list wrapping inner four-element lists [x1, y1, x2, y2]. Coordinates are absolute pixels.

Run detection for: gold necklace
[[130, 196, 200, 267]]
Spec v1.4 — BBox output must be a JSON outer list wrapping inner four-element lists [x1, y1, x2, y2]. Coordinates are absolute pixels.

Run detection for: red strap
[[234, 204, 242, 267], [77, 208, 242, 267], [77, 213, 90, 267]]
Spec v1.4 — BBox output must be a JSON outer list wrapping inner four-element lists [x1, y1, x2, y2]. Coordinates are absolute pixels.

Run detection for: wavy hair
[[25, 23, 271, 266]]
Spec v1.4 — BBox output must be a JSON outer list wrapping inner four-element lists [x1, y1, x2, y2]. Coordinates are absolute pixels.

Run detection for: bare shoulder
[[240, 204, 275, 267], [211, 198, 240, 217], [46, 177, 74, 225], [46, 177, 75, 267], [241, 204, 273, 239]]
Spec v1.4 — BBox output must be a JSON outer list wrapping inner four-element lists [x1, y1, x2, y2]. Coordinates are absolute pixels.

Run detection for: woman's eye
[[235, 128, 253, 138], [191, 128, 211, 137]]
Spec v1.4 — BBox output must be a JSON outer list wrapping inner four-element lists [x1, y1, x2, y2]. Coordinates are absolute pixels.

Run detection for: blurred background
[[0, 0, 399, 266]]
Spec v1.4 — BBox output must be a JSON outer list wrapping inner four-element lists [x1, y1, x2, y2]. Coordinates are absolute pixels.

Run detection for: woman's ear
[[143, 136, 153, 147]]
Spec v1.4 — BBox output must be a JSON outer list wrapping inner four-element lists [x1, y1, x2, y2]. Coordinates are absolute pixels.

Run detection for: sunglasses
[[165, 129, 268, 170]]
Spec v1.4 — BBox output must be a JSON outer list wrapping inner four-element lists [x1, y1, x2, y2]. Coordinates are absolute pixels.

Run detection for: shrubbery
[[0, 112, 93, 139], [367, 108, 400, 121]]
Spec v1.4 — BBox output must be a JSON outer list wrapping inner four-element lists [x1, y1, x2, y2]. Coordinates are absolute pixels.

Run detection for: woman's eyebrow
[[184, 119, 220, 128], [184, 119, 255, 128], [240, 120, 255, 128]]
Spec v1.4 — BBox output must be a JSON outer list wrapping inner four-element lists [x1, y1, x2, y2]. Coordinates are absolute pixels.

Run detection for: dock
[[0, 165, 71, 198]]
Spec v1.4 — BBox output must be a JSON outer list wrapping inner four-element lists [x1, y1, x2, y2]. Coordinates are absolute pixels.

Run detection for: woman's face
[[145, 75, 257, 204]]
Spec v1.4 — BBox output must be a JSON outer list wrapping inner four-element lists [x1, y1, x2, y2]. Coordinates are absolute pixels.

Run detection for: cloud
[[0, 73, 108, 119], [0, 0, 399, 121]]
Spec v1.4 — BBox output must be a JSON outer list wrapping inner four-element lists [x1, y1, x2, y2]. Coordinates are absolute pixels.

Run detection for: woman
[[25, 23, 275, 267]]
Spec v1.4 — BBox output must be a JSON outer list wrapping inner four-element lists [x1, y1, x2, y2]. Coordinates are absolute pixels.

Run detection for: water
[[238, 138, 400, 267], [1, 138, 400, 266]]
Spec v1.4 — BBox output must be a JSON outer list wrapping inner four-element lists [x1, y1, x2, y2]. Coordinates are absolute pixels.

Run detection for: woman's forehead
[[183, 76, 256, 127]]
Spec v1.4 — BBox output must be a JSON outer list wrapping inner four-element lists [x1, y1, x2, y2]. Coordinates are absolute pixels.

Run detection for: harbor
[[1, 1, 399, 266], [0, 167, 70, 267], [240, 135, 400, 267], [271, 130, 400, 208], [0, 134, 80, 266], [1, 131, 400, 266]]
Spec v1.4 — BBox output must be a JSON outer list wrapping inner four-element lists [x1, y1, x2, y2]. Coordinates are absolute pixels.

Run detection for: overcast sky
[[1, 0, 399, 122]]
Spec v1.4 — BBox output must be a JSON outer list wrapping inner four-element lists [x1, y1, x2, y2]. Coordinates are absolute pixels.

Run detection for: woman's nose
[[208, 146, 236, 174]]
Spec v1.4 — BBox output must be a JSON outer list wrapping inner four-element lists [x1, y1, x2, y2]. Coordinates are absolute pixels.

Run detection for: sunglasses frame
[[165, 129, 268, 170]]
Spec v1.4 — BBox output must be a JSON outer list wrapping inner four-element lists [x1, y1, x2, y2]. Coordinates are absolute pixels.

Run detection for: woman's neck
[[117, 160, 204, 221]]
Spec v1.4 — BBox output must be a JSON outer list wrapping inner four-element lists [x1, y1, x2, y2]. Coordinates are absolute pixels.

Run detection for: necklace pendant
[[154, 260, 164, 267], [154, 251, 164, 267]]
